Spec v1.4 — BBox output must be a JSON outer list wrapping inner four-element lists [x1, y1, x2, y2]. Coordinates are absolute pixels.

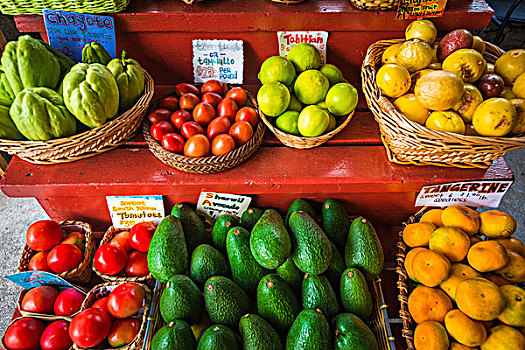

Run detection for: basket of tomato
[[2, 317, 75, 350], [143, 80, 265, 174]]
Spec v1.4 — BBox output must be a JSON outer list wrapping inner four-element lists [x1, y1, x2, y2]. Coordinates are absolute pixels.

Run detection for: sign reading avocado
[[193, 39, 244, 84], [396, 0, 448, 20], [277, 31, 329, 65], [106, 195, 165, 229], [197, 192, 252, 220]]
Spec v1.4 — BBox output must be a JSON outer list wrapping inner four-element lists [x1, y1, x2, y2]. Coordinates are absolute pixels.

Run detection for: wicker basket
[[144, 87, 265, 174], [93, 226, 154, 284], [0, 70, 154, 164], [18, 221, 95, 285], [0, 0, 130, 15], [1, 317, 74, 350], [349, 0, 398, 11], [362, 39, 525, 168]]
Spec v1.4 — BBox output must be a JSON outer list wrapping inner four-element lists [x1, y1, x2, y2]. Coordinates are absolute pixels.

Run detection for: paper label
[[5, 271, 85, 293], [106, 195, 165, 229], [43, 9, 116, 62], [396, 0, 448, 20], [277, 31, 329, 64], [415, 180, 512, 208], [196, 192, 252, 220], [193, 40, 244, 84]]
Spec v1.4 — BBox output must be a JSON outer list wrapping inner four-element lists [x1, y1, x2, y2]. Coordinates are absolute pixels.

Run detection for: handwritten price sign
[[396, 0, 448, 20], [193, 40, 244, 84]]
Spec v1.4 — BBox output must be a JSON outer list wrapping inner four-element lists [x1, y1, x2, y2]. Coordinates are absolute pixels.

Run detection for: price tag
[[415, 180, 512, 208], [106, 195, 165, 229], [196, 192, 252, 221], [396, 0, 448, 20], [5, 271, 86, 293], [43, 9, 116, 62], [193, 40, 244, 84], [277, 31, 329, 64]]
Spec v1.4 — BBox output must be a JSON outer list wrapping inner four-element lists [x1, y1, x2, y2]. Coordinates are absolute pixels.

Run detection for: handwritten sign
[[197, 192, 252, 221], [415, 180, 512, 208], [5, 271, 85, 293], [396, 0, 448, 20], [193, 40, 244, 84], [43, 9, 116, 62], [106, 195, 165, 229], [277, 31, 329, 65]]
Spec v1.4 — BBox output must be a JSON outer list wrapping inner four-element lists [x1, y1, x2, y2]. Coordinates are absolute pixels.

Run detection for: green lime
[[258, 56, 296, 87], [288, 94, 302, 112], [320, 64, 343, 86], [327, 114, 337, 132], [257, 82, 291, 117], [325, 83, 358, 116], [316, 101, 328, 110], [287, 43, 321, 73], [276, 110, 300, 135], [294, 70, 329, 105], [297, 105, 329, 137]]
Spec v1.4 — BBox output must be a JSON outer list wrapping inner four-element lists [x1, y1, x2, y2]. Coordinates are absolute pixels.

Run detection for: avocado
[[203, 276, 251, 327], [322, 199, 350, 248], [344, 216, 384, 280], [276, 256, 303, 292], [226, 226, 269, 295], [148, 215, 188, 283], [250, 209, 291, 269], [151, 320, 197, 350], [288, 211, 332, 275], [190, 244, 229, 286], [211, 214, 239, 252], [286, 199, 318, 227], [160, 275, 204, 325], [257, 274, 300, 333], [197, 325, 240, 350], [171, 203, 209, 253], [324, 241, 346, 293], [239, 313, 282, 350], [286, 308, 331, 350], [302, 274, 340, 320], [333, 313, 379, 350], [241, 207, 264, 231], [340, 268, 373, 320]]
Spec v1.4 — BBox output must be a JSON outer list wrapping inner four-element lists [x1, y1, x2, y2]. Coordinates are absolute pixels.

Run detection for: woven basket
[[93, 226, 154, 284], [0, 0, 130, 14], [0, 70, 154, 164], [369, 276, 396, 350], [18, 221, 95, 285], [144, 87, 265, 174], [349, 0, 398, 11], [1, 317, 74, 350], [362, 39, 525, 168]]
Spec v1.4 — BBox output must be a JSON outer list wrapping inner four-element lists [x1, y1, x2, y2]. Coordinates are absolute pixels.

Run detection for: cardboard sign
[[415, 180, 512, 208], [277, 31, 329, 64], [106, 195, 165, 229], [5, 271, 85, 293], [196, 192, 252, 220], [43, 9, 116, 62], [193, 40, 244, 84], [396, 0, 448, 20]]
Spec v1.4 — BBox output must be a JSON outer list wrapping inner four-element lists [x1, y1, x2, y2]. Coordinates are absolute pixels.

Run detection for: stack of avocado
[[147, 199, 385, 350]]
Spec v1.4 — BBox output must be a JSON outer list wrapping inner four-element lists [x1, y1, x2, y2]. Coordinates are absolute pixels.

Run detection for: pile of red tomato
[[20, 285, 85, 317], [3, 318, 73, 350], [148, 80, 259, 157]]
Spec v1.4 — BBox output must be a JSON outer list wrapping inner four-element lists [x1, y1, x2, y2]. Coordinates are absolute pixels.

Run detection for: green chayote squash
[[0, 105, 23, 140], [10, 87, 76, 141], [107, 51, 145, 114], [82, 42, 112, 65], [1, 35, 60, 95], [41, 41, 75, 80], [62, 63, 119, 128], [0, 67, 14, 101]]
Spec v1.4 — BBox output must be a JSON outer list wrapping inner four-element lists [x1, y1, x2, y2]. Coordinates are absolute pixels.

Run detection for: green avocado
[[239, 313, 282, 350], [197, 325, 240, 350], [171, 203, 209, 253], [212, 214, 239, 252], [302, 274, 340, 321], [340, 267, 373, 320], [333, 313, 379, 350], [344, 217, 384, 280], [286, 199, 318, 227], [203, 276, 251, 327], [159, 275, 204, 325], [322, 199, 350, 248], [257, 274, 300, 333], [240, 207, 264, 231], [250, 209, 291, 269], [190, 244, 229, 287], [151, 320, 197, 350], [324, 241, 346, 293], [286, 308, 331, 350], [276, 256, 303, 292]]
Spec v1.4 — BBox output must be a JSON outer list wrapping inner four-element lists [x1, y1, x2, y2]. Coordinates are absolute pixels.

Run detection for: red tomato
[[207, 116, 231, 140], [110, 230, 132, 253], [129, 222, 156, 252], [40, 320, 73, 350], [4, 318, 44, 350], [158, 95, 179, 111], [175, 83, 200, 97], [229, 121, 254, 146], [21, 286, 58, 314], [26, 220, 63, 252], [161, 133, 185, 153], [150, 121, 175, 141], [226, 87, 248, 107], [170, 110, 192, 130], [183, 134, 210, 157], [193, 102, 216, 126], [201, 80, 225, 96], [235, 107, 258, 128], [47, 244, 83, 274], [148, 108, 172, 124], [202, 92, 223, 108], [91, 297, 109, 312], [179, 93, 200, 110], [54, 288, 85, 316], [94, 243, 128, 275], [107, 283, 145, 319], [69, 308, 112, 348], [60, 231, 85, 253], [108, 317, 141, 348], [217, 97, 239, 122], [28, 251, 53, 272], [211, 134, 236, 156], [181, 121, 205, 139], [124, 251, 150, 277]]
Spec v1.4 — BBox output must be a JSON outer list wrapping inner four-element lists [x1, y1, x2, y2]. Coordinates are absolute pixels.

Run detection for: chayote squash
[[0, 67, 15, 101], [1, 35, 61, 95], [107, 51, 145, 114], [62, 63, 119, 128], [41, 41, 75, 80], [10, 87, 76, 141], [0, 104, 24, 140], [82, 42, 112, 65]]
